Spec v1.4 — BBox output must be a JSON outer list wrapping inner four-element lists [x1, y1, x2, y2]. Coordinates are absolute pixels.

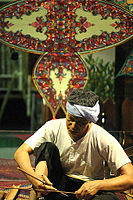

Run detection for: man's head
[[67, 88, 99, 107], [66, 89, 100, 141], [66, 88, 100, 123]]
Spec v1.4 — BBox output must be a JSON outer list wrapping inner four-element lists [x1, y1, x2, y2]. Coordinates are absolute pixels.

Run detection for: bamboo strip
[[17, 167, 68, 197], [0, 191, 5, 200], [4, 185, 20, 200]]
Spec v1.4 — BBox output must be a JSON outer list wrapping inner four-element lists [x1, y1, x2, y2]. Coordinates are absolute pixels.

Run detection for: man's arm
[[14, 143, 54, 190], [75, 162, 133, 199]]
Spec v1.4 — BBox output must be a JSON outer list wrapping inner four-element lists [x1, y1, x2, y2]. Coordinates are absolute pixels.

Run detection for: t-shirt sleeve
[[98, 129, 131, 174], [25, 120, 55, 151]]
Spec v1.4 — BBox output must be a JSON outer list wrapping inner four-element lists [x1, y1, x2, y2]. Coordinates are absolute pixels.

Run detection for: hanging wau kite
[[0, 0, 132, 117], [116, 50, 133, 78]]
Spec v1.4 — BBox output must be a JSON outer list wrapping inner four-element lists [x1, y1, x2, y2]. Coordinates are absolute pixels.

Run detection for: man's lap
[[35, 142, 121, 200]]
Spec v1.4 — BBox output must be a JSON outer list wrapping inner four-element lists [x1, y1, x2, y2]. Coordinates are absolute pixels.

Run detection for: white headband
[[66, 101, 100, 123]]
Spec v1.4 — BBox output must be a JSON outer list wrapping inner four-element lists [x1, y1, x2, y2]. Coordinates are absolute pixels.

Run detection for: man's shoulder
[[46, 118, 66, 126], [49, 118, 66, 122], [92, 123, 108, 132], [91, 123, 111, 138], [92, 123, 118, 142]]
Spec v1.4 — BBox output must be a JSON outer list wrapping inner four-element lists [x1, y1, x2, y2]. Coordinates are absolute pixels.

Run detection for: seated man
[[14, 89, 133, 200]]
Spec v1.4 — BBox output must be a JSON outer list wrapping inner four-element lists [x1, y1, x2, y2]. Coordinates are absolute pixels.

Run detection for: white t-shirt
[[25, 118, 131, 181]]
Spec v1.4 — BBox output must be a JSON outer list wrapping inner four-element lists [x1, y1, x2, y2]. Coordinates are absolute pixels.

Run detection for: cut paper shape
[[32, 53, 89, 117], [0, 0, 132, 54], [116, 50, 133, 77], [0, 0, 133, 117], [110, 0, 133, 12]]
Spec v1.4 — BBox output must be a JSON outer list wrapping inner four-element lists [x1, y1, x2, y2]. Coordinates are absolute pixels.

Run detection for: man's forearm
[[98, 175, 133, 192], [75, 174, 133, 199], [14, 148, 38, 184], [14, 145, 53, 189]]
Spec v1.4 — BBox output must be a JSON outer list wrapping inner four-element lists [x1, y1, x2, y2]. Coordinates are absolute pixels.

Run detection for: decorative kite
[[116, 50, 133, 77], [33, 53, 88, 117], [110, 0, 133, 12], [0, 0, 133, 117]]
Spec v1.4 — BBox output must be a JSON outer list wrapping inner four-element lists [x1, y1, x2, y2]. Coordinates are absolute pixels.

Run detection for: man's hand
[[75, 180, 101, 200], [39, 174, 57, 195], [32, 173, 57, 195]]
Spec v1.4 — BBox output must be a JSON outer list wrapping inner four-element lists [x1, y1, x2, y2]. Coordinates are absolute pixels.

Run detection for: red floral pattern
[[0, 0, 132, 54], [33, 53, 88, 117]]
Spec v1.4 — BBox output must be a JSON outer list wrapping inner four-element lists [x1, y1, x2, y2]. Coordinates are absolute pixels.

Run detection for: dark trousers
[[35, 142, 119, 200]]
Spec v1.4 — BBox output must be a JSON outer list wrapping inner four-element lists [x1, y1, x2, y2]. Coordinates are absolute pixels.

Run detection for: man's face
[[66, 112, 89, 142]]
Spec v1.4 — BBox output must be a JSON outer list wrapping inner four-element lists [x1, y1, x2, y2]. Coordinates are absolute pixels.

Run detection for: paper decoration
[[110, 0, 133, 12], [33, 53, 88, 117], [0, 0, 132, 54], [0, 0, 133, 117], [116, 50, 133, 77]]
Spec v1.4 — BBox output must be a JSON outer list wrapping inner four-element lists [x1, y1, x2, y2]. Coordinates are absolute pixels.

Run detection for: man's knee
[[35, 142, 60, 166], [92, 192, 119, 200], [35, 142, 64, 188]]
